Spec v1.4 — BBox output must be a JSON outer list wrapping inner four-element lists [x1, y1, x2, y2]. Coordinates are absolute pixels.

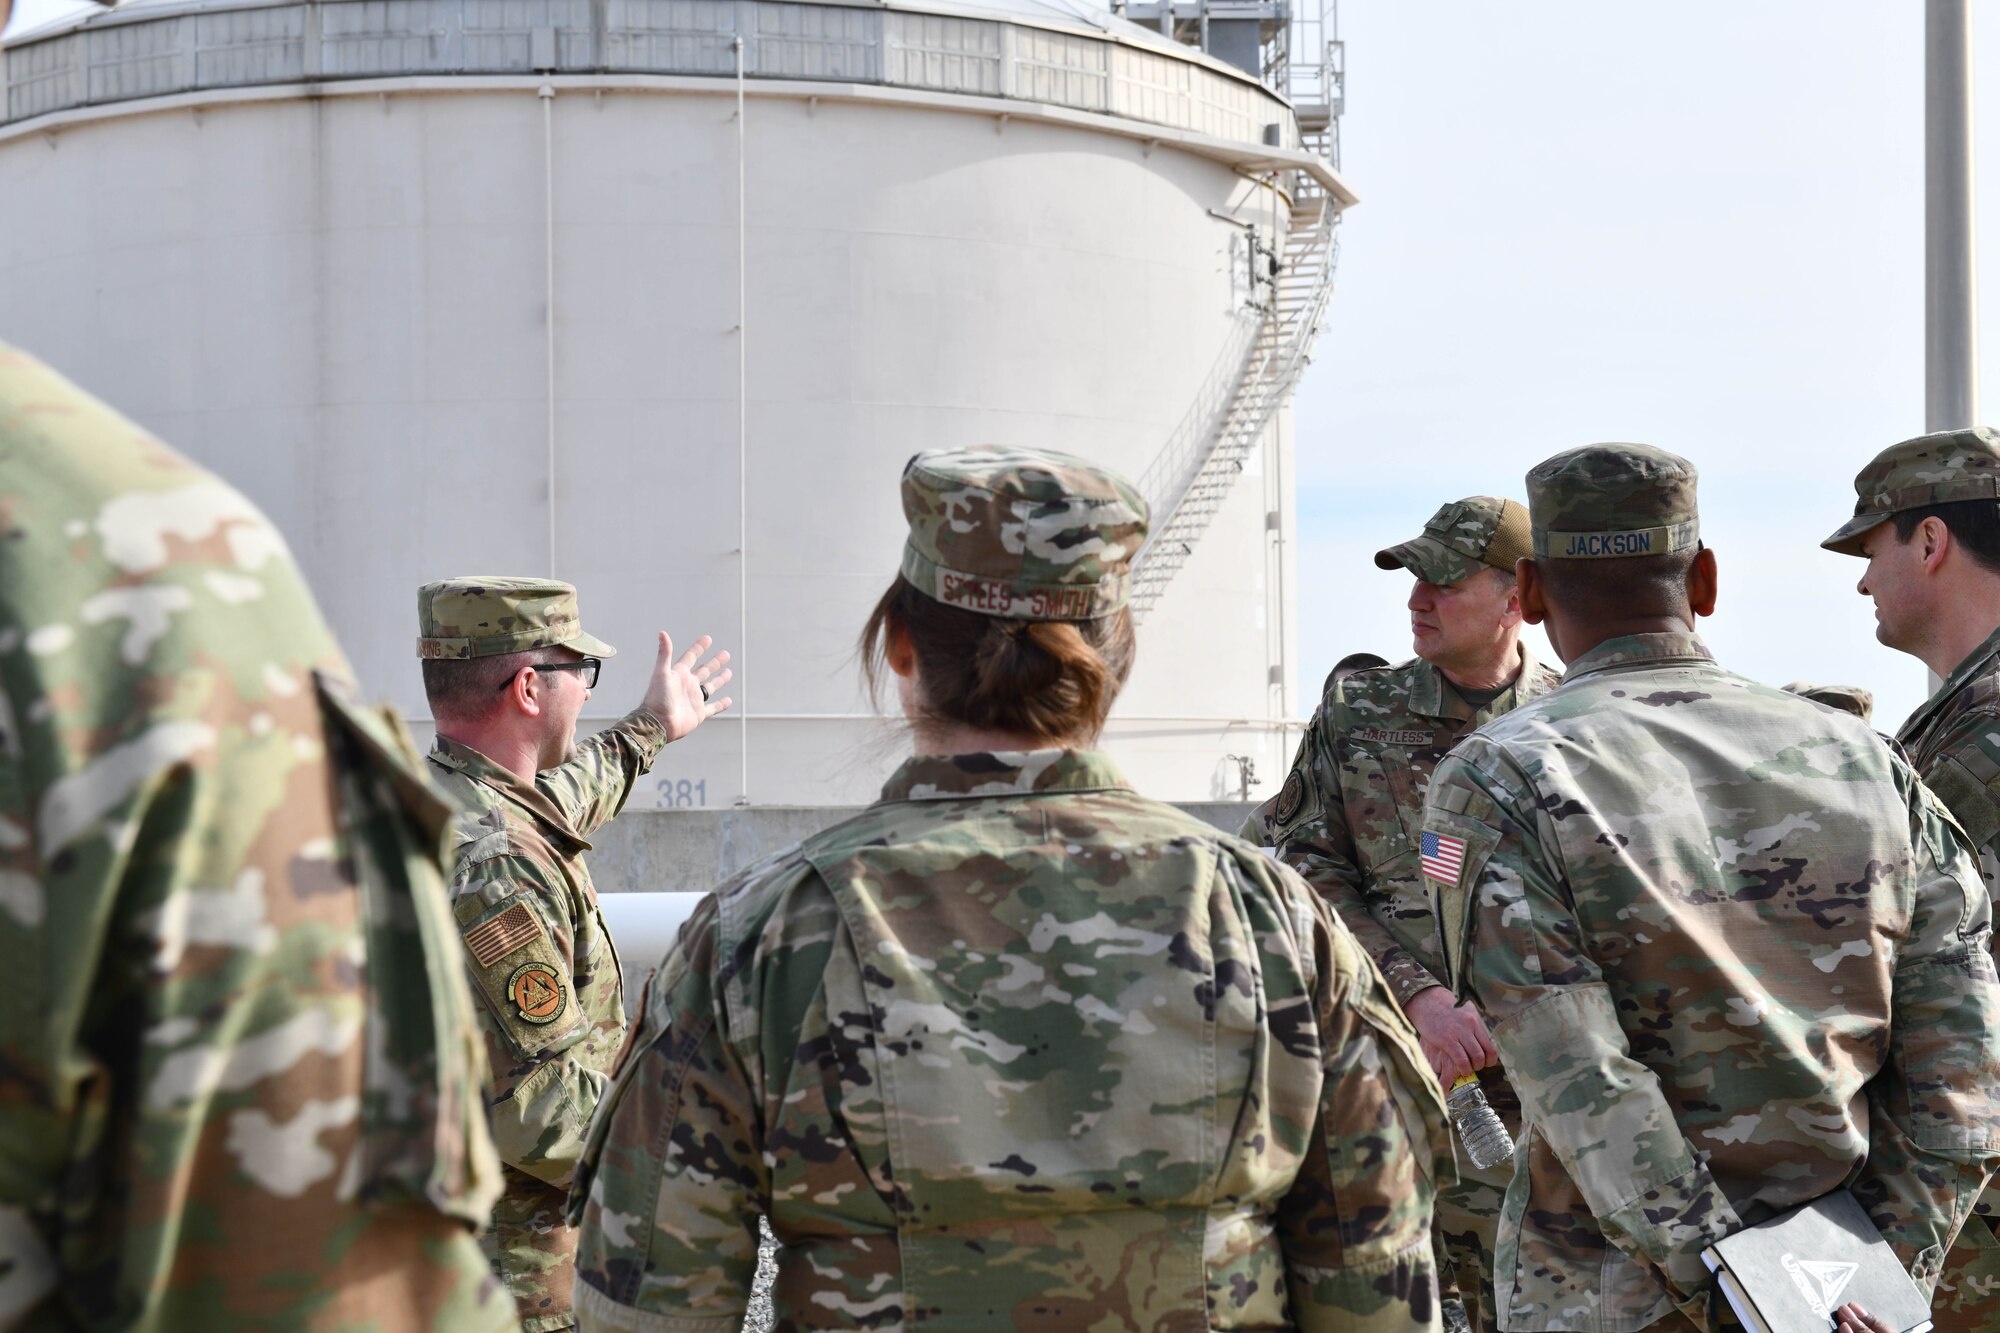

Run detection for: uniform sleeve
[[536, 708, 669, 839], [1853, 764, 2000, 1287], [455, 853, 606, 1189], [571, 895, 765, 1333], [1277, 888, 1449, 1333], [1275, 716, 1445, 1008], [1424, 749, 1741, 1319]]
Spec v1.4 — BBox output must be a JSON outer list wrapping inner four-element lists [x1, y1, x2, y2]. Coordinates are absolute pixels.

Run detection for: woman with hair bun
[[571, 446, 1449, 1332]]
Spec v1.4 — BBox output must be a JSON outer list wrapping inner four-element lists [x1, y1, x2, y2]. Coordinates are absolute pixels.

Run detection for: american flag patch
[[464, 901, 543, 968], [1420, 830, 1466, 886]]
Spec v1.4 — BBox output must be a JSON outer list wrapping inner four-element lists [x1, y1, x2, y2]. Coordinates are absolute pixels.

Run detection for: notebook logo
[[1781, 1254, 1858, 1317]]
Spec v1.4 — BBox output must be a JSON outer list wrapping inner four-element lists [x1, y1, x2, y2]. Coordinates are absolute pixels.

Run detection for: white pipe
[[540, 82, 557, 576], [732, 35, 749, 806]]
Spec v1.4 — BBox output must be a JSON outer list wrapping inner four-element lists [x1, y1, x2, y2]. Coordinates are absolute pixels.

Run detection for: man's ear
[[1515, 557, 1547, 626], [1920, 515, 1953, 574], [1687, 545, 1719, 620], [1497, 574, 1524, 630], [503, 664, 546, 717]]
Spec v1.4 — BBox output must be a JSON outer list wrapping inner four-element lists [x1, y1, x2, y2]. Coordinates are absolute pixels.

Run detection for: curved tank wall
[[0, 3, 1317, 809]]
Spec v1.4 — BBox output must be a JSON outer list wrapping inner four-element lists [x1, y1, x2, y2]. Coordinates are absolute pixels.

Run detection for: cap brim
[[1819, 513, 1887, 558], [1374, 537, 1478, 586], [563, 630, 618, 658]]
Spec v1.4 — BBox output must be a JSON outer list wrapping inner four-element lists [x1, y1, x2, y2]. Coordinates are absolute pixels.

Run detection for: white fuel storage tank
[[0, 0, 1350, 809]]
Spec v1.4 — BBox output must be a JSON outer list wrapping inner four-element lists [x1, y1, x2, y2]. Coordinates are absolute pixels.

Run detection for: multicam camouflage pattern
[[1781, 680, 1875, 723], [428, 712, 666, 1331], [1423, 631, 2000, 1332], [1266, 651, 1558, 1333], [1821, 426, 2000, 556], [1373, 496, 1534, 588], [417, 577, 618, 661], [571, 749, 1452, 1332], [1881, 624, 2000, 1328], [899, 446, 1150, 620], [0, 344, 518, 1330], [1526, 444, 1700, 560]]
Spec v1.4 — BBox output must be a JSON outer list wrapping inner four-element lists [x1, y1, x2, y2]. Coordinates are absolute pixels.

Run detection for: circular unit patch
[[508, 962, 567, 1025], [1275, 770, 1306, 825]]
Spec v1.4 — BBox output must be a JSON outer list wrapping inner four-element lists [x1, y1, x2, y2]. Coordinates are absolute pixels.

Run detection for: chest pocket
[[1341, 731, 1444, 880]]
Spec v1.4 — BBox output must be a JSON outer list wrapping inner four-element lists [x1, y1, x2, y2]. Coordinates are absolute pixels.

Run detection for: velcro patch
[[464, 901, 541, 967]]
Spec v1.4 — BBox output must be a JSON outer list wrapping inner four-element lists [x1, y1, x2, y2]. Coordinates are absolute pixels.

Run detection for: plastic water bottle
[[1447, 1074, 1514, 1171]]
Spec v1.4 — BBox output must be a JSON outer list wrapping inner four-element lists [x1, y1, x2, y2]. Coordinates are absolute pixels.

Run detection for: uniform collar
[[1560, 630, 1715, 684], [879, 749, 1133, 802], [1407, 642, 1544, 722], [1897, 621, 2000, 745], [428, 733, 591, 850]]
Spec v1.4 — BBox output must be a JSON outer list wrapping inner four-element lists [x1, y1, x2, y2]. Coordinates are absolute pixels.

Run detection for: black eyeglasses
[[498, 657, 601, 691]]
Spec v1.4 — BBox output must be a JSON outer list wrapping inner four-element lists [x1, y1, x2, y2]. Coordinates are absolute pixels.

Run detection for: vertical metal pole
[[733, 35, 750, 805], [1927, 0, 1979, 431], [541, 83, 558, 577]]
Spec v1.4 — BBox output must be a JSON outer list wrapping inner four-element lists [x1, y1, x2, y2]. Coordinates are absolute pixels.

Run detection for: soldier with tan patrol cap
[[1265, 494, 1558, 1333], [416, 577, 731, 1332], [1822, 426, 2000, 1331]]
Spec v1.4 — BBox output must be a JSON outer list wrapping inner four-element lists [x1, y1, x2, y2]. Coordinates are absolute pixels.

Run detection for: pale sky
[[1296, 3, 2000, 730], [8, 0, 1999, 729]]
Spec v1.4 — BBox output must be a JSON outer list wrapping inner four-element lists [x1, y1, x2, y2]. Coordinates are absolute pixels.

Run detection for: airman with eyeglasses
[[415, 575, 731, 1332]]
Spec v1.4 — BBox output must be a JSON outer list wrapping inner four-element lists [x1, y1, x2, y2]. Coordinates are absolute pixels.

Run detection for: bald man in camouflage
[[1426, 443, 2000, 1332], [416, 580, 730, 1332], [1266, 495, 1558, 1333]]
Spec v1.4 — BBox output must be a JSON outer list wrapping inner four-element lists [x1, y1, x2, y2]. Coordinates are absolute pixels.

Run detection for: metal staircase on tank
[[1124, 0, 1346, 620]]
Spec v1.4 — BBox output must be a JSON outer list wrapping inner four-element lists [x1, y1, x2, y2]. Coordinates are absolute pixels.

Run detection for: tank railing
[[1129, 170, 1339, 618], [0, 0, 1302, 141], [1133, 310, 1262, 540], [1127, 0, 1340, 619]]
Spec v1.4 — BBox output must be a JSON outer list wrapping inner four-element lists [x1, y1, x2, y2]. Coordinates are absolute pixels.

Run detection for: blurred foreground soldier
[[1781, 679, 1875, 722], [1823, 426, 2000, 1328], [416, 580, 730, 1332], [1423, 443, 2000, 1332], [1266, 496, 1558, 1333], [570, 446, 1451, 1331], [0, 346, 519, 1329]]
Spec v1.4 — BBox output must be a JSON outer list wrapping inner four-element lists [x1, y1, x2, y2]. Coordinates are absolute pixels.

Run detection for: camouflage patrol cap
[[899, 446, 1149, 620], [415, 576, 616, 660], [1527, 443, 1700, 559], [1819, 427, 2000, 556], [1373, 496, 1532, 585], [1782, 680, 1874, 722]]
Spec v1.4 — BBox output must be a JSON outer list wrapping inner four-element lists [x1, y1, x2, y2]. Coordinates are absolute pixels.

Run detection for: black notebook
[[1700, 1190, 1932, 1333]]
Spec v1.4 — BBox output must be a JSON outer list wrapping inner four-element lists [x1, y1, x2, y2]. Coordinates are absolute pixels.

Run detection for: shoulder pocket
[[456, 886, 589, 1060], [1267, 743, 1325, 849], [314, 671, 503, 1225], [1928, 752, 2000, 856], [1420, 795, 1503, 1002]]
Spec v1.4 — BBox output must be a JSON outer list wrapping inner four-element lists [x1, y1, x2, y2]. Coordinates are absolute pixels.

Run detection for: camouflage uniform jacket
[[1897, 624, 2000, 889], [570, 749, 1453, 1333], [1270, 649, 1560, 1010], [428, 713, 665, 1332], [1422, 631, 2000, 1333], [0, 344, 518, 1330]]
